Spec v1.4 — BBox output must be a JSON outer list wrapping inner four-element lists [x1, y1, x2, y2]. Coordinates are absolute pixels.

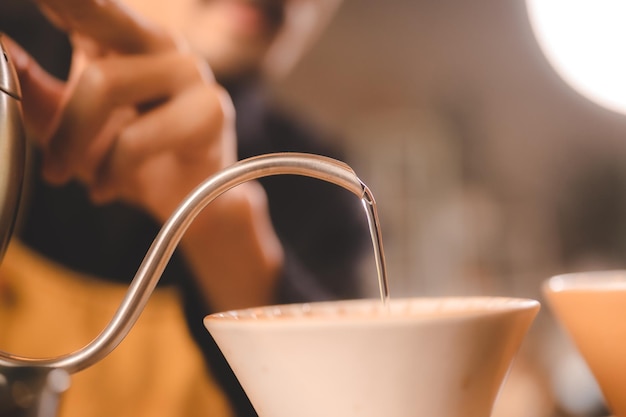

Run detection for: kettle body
[[0, 34, 26, 262]]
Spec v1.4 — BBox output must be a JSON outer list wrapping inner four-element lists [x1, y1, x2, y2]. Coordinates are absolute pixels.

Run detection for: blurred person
[[0, 0, 370, 416]]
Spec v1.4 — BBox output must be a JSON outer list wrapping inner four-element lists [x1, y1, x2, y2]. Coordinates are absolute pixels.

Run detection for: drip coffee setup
[[0, 33, 619, 417]]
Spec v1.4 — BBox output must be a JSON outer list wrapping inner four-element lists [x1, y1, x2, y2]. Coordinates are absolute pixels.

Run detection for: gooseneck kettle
[[0, 33, 387, 417]]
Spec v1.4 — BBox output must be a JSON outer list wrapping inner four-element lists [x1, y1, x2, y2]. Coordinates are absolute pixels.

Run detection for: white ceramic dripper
[[205, 296, 540, 417]]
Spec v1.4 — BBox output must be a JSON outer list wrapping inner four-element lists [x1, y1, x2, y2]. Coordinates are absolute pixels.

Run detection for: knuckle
[[116, 126, 136, 150], [216, 86, 235, 120], [79, 62, 111, 98], [201, 85, 228, 126]]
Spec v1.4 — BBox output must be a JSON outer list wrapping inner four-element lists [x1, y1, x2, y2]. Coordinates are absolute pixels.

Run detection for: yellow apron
[[0, 240, 234, 417]]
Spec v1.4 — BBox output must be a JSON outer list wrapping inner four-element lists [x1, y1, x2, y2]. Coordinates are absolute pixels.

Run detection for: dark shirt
[[18, 80, 371, 416]]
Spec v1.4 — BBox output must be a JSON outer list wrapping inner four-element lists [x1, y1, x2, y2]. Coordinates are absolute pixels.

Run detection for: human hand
[[7, 0, 284, 311], [6, 0, 237, 222]]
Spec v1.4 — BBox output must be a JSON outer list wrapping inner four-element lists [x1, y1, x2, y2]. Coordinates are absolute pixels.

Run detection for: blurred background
[[276, 2, 626, 416], [3, 0, 626, 416], [276, 0, 626, 300]]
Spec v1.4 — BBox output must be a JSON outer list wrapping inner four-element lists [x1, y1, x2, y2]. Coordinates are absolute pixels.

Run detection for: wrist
[[179, 181, 285, 311]]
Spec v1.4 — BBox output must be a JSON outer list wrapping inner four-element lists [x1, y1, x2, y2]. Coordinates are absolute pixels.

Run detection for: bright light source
[[526, 0, 626, 114]]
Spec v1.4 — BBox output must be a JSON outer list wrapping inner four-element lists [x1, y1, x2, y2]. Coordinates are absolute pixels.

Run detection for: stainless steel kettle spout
[[0, 34, 26, 264], [0, 151, 386, 417]]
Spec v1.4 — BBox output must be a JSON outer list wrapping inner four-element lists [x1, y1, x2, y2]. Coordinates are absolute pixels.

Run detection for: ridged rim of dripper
[[204, 296, 540, 327]]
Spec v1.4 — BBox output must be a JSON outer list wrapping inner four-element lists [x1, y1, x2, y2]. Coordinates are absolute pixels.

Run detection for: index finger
[[36, 0, 176, 54]]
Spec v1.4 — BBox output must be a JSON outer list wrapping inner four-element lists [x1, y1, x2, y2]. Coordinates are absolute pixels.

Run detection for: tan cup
[[204, 297, 539, 417], [544, 271, 626, 417]]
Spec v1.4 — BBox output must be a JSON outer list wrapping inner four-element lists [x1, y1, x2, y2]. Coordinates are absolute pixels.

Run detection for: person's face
[[120, 0, 288, 81]]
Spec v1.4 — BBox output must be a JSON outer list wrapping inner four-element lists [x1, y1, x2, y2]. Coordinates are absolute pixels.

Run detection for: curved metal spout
[[0, 152, 378, 373]]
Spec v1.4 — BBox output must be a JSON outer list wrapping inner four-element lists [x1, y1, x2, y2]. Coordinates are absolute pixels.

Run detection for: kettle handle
[[0, 34, 26, 265]]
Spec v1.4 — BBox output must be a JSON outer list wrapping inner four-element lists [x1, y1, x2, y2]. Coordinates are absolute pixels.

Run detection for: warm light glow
[[526, 0, 626, 114]]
